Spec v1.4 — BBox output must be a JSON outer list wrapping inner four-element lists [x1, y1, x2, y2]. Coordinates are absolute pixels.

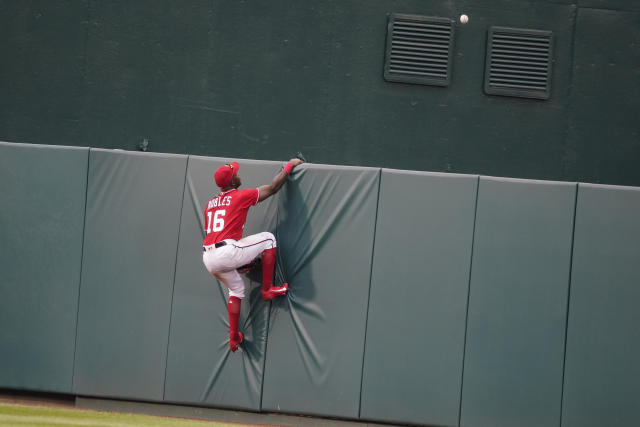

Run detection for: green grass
[[0, 402, 254, 427]]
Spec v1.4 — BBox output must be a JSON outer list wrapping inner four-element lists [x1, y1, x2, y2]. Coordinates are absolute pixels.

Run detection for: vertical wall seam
[[357, 168, 383, 419], [559, 183, 579, 427], [72, 0, 94, 388], [162, 155, 189, 401], [458, 175, 480, 427], [259, 162, 285, 411], [71, 148, 91, 393], [259, 301, 271, 412]]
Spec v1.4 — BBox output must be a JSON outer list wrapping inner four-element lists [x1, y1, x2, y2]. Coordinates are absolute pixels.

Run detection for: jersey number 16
[[206, 210, 225, 233]]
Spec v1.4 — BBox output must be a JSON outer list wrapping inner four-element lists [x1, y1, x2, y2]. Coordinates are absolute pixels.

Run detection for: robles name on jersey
[[207, 195, 232, 209], [203, 188, 259, 244]]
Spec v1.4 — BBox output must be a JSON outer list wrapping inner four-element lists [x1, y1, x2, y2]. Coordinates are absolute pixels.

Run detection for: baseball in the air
[[460, 14, 469, 24]]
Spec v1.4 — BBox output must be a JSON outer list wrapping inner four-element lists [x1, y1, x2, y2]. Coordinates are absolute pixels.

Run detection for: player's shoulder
[[237, 187, 259, 204], [237, 187, 259, 196]]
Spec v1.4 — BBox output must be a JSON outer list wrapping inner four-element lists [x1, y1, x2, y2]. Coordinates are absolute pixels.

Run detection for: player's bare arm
[[257, 158, 304, 202]]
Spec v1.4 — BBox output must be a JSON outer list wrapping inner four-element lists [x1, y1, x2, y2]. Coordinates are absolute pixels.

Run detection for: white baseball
[[460, 14, 469, 24]]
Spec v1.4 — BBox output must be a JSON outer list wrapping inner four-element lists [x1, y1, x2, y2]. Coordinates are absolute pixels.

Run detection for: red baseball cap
[[214, 161, 239, 188]]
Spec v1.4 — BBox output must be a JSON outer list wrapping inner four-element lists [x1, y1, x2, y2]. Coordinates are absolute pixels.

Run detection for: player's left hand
[[289, 157, 304, 167]]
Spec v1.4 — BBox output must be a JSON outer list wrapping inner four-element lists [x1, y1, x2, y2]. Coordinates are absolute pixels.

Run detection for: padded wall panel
[[73, 149, 187, 401], [164, 156, 282, 410], [261, 165, 380, 419], [561, 184, 640, 427], [360, 170, 478, 426], [0, 141, 88, 393], [461, 177, 576, 427]]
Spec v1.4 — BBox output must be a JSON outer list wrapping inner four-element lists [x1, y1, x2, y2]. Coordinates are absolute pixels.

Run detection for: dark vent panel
[[485, 26, 553, 99], [384, 14, 454, 86]]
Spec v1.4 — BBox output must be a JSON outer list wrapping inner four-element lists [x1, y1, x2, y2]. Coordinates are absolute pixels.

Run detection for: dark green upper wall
[[578, 0, 640, 12], [0, 0, 86, 145], [1, 0, 639, 186], [567, 8, 640, 184], [323, 0, 576, 180]]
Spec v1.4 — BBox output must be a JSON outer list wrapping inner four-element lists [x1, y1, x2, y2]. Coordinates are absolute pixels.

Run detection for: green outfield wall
[[0, 142, 88, 393], [2, 141, 640, 426], [1, 1, 639, 186]]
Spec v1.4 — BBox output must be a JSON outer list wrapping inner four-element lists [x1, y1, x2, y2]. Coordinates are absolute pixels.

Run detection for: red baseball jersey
[[203, 188, 260, 245]]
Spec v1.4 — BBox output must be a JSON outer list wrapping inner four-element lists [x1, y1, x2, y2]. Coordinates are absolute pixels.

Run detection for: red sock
[[262, 247, 276, 291], [228, 296, 241, 340]]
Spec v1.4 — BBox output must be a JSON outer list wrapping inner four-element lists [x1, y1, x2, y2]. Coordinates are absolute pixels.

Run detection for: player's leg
[[203, 249, 245, 352], [233, 232, 288, 300], [260, 242, 288, 300], [214, 270, 245, 352]]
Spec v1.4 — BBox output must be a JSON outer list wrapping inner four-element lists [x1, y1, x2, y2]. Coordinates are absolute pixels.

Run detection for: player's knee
[[264, 232, 276, 248], [228, 280, 245, 299], [229, 289, 244, 299]]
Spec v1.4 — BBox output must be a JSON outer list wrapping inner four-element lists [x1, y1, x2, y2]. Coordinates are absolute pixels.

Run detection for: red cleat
[[261, 283, 289, 301], [229, 332, 244, 352]]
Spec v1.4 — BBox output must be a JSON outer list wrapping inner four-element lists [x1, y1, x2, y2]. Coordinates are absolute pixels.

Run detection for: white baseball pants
[[202, 231, 276, 298]]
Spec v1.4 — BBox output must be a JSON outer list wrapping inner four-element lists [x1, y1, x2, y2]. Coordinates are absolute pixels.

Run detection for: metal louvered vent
[[485, 26, 553, 99], [384, 14, 454, 86]]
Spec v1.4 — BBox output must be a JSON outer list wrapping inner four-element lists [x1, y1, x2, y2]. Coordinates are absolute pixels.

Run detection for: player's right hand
[[289, 158, 304, 166]]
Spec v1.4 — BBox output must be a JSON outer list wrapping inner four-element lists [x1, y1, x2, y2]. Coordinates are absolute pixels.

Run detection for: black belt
[[203, 241, 227, 251]]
